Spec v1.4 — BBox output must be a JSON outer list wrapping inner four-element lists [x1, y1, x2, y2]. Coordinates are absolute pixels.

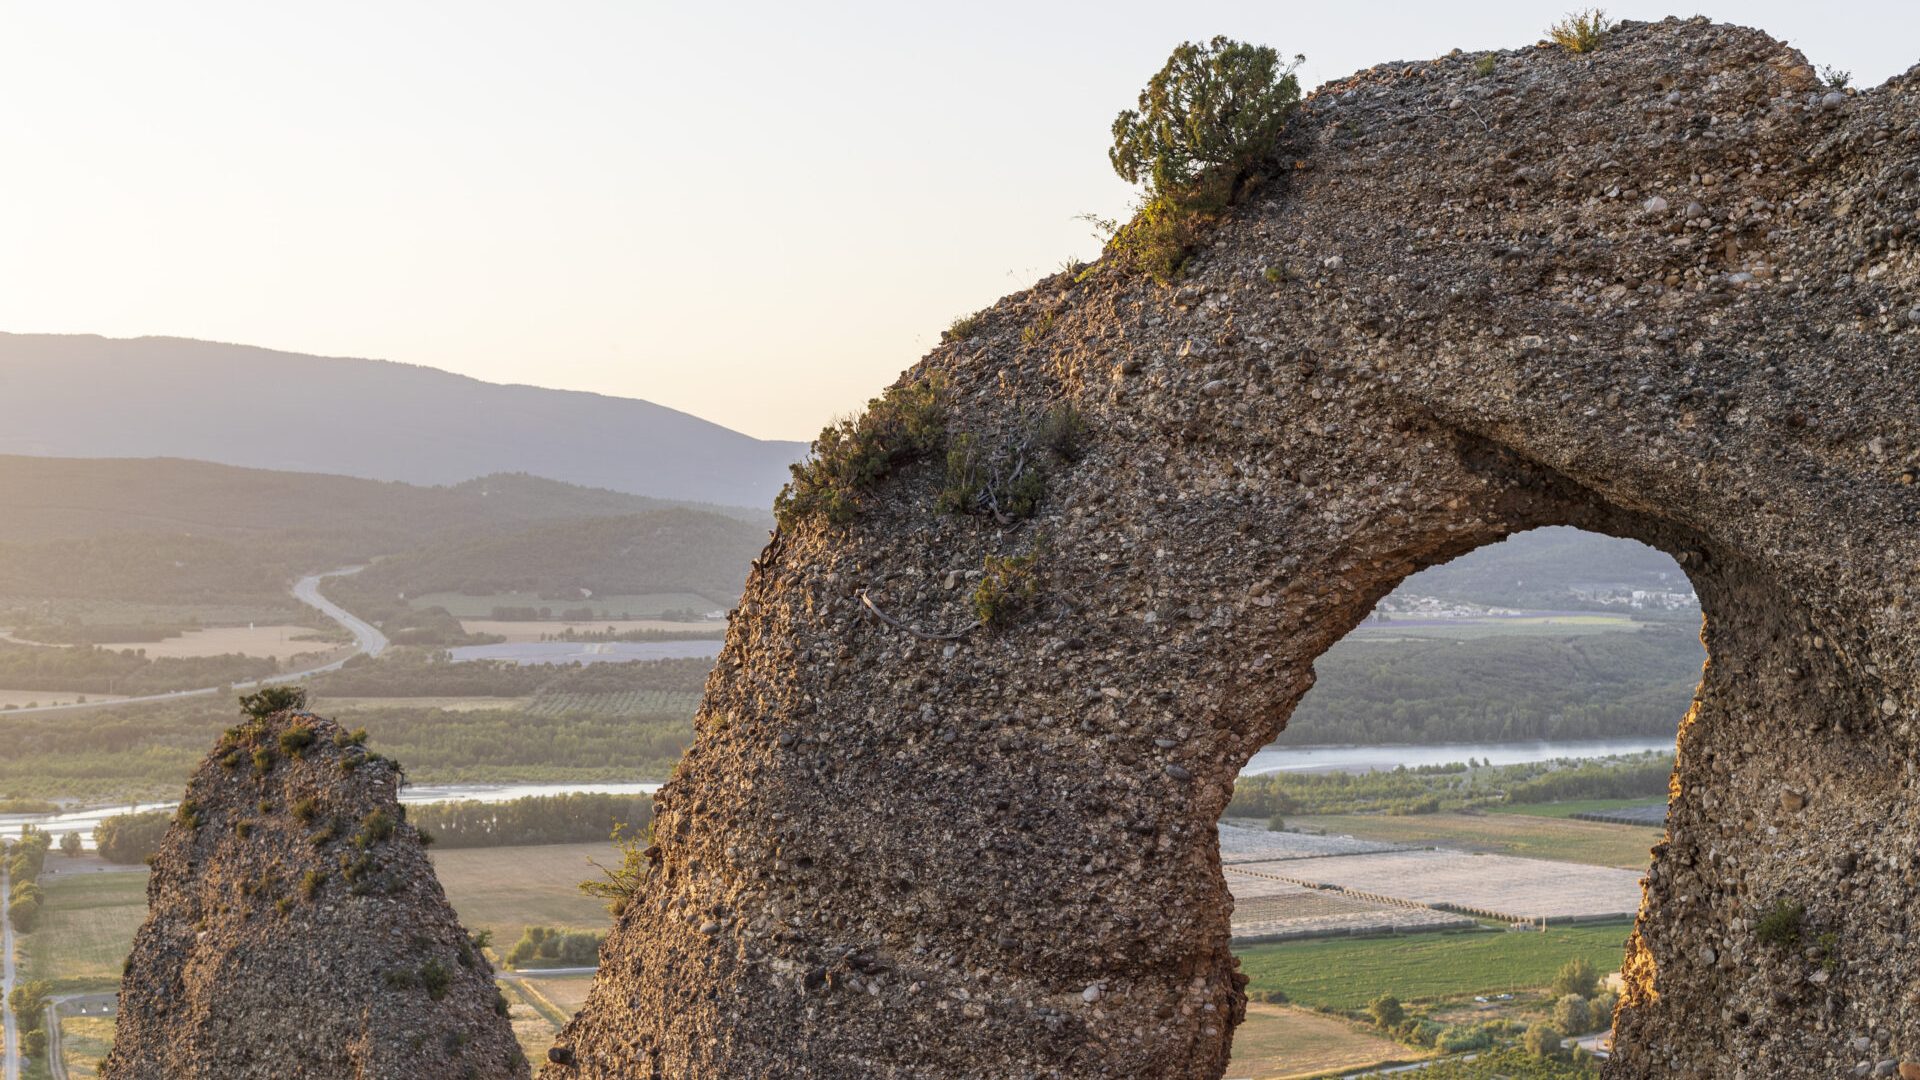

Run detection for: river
[[1241, 736, 1672, 775], [2, 739, 1672, 847]]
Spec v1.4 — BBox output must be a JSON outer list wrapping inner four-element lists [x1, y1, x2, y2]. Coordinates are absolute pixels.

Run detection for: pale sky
[[2, 3, 1913, 441]]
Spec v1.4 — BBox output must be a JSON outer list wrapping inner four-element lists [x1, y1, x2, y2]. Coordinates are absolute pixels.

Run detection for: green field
[[1486, 797, 1667, 820], [528, 690, 703, 719], [57, 1014, 115, 1079], [1236, 921, 1635, 1012], [1290, 812, 1663, 869], [24, 872, 150, 993], [430, 842, 621, 948], [409, 591, 720, 619]]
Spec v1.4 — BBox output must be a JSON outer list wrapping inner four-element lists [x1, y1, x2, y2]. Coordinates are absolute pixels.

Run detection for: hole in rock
[[1220, 526, 1704, 1074]]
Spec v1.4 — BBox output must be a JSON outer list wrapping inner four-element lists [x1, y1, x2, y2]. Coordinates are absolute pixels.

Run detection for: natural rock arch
[[539, 17, 1918, 1079]]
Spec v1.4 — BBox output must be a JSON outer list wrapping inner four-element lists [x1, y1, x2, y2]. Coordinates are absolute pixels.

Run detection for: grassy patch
[[23, 872, 150, 993], [430, 842, 621, 948], [1290, 812, 1661, 869], [1236, 921, 1634, 1012], [58, 1014, 116, 1079], [1226, 1002, 1419, 1079], [1484, 798, 1666, 820]]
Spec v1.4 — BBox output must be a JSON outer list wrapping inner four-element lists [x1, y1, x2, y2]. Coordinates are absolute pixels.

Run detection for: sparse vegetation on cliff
[[1104, 36, 1302, 280], [775, 378, 947, 528], [1546, 9, 1614, 53]]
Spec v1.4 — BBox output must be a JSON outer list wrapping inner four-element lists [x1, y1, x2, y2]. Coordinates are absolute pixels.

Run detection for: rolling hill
[[0, 333, 806, 508], [0, 456, 769, 607]]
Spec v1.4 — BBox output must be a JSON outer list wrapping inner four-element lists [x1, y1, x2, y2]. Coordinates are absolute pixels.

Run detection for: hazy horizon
[[4, 1, 1914, 440]]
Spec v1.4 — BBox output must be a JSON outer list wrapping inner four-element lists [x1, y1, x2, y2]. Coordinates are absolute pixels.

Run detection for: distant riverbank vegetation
[[1229, 753, 1672, 818], [1280, 629, 1701, 746], [91, 793, 653, 865], [0, 640, 284, 698], [0, 658, 705, 801]]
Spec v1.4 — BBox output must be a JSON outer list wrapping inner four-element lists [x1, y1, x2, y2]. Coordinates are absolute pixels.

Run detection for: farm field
[[0, 688, 127, 708], [318, 695, 529, 713], [88, 624, 336, 660], [1226, 868, 1473, 940], [500, 974, 595, 1069], [1288, 812, 1663, 870], [411, 591, 720, 619], [1485, 798, 1668, 821], [57, 1014, 115, 1078], [458, 619, 721, 643], [1235, 920, 1636, 1011], [24, 870, 150, 993], [1263, 851, 1642, 922], [528, 690, 702, 718], [1225, 1002, 1418, 1079], [430, 841, 622, 948]]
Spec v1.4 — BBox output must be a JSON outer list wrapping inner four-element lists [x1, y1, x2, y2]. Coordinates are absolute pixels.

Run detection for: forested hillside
[[328, 510, 765, 611], [0, 457, 768, 610], [1392, 526, 1694, 611], [1282, 628, 1703, 745]]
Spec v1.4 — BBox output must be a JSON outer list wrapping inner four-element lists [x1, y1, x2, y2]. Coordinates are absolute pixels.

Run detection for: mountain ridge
[[0, 333, 806, 508]]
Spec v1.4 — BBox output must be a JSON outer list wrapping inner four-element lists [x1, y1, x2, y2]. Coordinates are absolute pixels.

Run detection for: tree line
[[1280, 629, 1702, 746], [311, 651, 712, 698], [408, 792, 650, 849], [1228, 753, 1673, 818], [0, 641, 282, 698]]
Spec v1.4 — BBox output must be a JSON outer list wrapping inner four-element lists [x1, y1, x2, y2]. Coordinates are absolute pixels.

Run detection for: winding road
[[3, 568, 388, 717]]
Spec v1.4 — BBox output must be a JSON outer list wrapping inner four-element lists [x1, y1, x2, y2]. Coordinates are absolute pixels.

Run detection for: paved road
[[3, 567, 388, 717], [3, 863, 19, 1080]]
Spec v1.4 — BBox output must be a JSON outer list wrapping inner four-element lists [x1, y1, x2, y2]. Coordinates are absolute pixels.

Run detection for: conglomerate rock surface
[[532, 18, 1919, 1079], [104, 710, 528, 1079]]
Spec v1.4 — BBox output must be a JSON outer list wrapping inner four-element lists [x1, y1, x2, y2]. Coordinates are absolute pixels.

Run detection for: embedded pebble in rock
[[532, 17, 1920, 1080], [104, 710, 527, 1079]]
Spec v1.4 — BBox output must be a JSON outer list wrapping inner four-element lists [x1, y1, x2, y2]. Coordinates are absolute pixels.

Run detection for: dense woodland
[[0, 640, 284, 697], [328, 509, 763, 611], [1281, 628, 1702, 745], [311, 651, 712, 697]]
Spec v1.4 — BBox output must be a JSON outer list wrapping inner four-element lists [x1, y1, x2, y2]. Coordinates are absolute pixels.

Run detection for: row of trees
[[504, 926, 604, 969], [8, 978, 52, 1063], [7, 825, 52, 930], [1228, 753, 1673, 818], [96, 809, 173, 864], [408, 792, 651, 849]]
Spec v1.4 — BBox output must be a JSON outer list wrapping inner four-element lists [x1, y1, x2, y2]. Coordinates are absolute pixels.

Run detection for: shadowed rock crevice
[[533, 17, 1916, 1079], [104, 709, 528, 1079]]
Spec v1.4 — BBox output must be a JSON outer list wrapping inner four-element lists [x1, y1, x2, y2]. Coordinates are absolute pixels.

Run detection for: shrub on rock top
[[1109, 36, 1302, 207]]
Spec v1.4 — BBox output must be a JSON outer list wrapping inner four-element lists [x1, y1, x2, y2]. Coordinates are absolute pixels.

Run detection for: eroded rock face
[[104, 710, 528, 1079], [527, 18, 1919, 1078]]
